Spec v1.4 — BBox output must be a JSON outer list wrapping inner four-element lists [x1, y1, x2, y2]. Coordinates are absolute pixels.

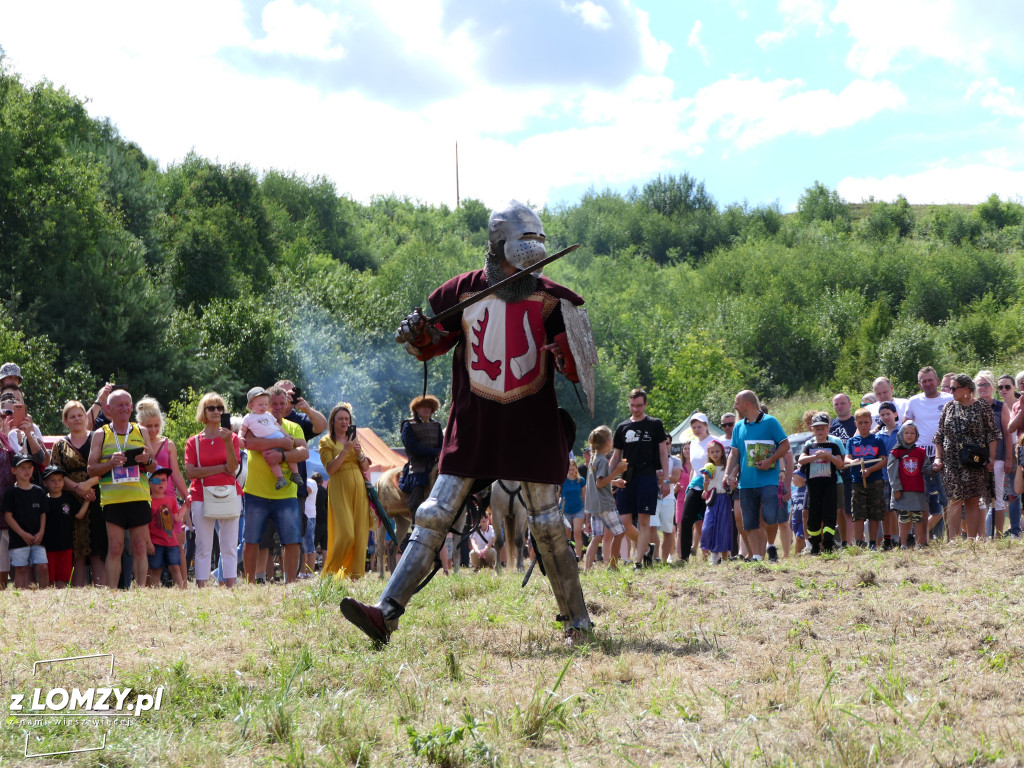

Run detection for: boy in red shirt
[[147, 467, 186, 588], [887, 421, 930, 549]]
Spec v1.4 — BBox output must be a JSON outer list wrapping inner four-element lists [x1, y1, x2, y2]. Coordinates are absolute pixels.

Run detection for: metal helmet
[[488, 200, 547, 271]]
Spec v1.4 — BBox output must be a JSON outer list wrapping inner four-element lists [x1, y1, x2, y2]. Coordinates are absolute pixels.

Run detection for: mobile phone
[[291, 386, 303, 405], [123, 447, 145, 467], [346, 424, 357, 440], [220, 412, 232, 430]]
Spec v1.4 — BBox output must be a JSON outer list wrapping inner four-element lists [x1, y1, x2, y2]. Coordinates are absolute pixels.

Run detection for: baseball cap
[[12, 453, 34, 467], [246, 386, 269, 403], [811, 413, 830, 427], [690, 412, 709, 425], [42, 465, 67, 479]]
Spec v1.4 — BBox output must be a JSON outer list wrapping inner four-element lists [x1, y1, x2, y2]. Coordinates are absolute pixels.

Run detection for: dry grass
[[2, 540, 1024, 767]]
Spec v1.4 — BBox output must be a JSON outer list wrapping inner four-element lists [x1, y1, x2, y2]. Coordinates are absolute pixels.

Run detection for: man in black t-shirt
[[610, 388, 669, 569]]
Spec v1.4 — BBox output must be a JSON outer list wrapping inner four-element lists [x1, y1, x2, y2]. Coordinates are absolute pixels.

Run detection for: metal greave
[[377, 475, 473, 625], [521, 482, 593, 631]]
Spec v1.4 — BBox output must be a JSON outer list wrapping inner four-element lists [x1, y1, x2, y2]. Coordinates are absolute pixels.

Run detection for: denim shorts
[[242, 494, 301, 545], [147, 544, 181, 570], [301, 515, 316, 554], [739, 485, 785, 530], [10, 545, 47, 567]]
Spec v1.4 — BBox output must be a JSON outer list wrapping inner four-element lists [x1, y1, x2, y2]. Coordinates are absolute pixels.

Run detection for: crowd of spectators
[[2, 358, 1022, 590]]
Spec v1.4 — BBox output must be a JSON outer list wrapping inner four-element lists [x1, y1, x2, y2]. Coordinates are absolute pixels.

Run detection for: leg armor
[[377, 475, 474, 627], [521, 482, 593, 631]]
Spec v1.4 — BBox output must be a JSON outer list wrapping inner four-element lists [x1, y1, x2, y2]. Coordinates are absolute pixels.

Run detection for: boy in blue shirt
[[845, 408, 889, 549]]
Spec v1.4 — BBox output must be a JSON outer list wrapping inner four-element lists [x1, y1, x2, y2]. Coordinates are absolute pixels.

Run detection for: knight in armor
[[341, 200, 594, 645], [401, 395, 443, 514]]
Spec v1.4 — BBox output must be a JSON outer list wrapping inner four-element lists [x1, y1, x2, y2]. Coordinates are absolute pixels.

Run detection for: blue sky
[[2, 0, 1022, 212]]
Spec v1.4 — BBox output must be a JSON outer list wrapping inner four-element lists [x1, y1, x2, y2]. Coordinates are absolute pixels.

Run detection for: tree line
[[3, 63, 1024, 441]]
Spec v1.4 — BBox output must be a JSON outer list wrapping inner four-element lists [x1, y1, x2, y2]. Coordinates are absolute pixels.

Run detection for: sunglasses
[[150, 477, 166, 484], [721, 421, 735, 427], [205, 405, 226, 412], [998, 384, 1014, 390]]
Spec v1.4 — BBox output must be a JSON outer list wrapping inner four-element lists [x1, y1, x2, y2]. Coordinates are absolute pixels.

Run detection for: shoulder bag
[[195, 434, 241, 519]]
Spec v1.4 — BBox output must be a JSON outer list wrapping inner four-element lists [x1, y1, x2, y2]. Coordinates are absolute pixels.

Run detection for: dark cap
[[12, 453, 34, 467], [811, 413, 830, 427], [42, 465, 67, 479]]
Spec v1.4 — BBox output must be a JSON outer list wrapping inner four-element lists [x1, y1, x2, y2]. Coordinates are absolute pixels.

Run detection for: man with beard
[[341, 200, 592, 645]]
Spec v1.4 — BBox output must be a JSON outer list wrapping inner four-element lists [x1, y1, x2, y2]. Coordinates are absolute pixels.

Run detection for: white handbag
[[195, 435, 241, 519]]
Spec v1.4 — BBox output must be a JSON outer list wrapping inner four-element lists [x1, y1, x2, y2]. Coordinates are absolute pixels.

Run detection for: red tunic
[[419, 270, 582, 485], [891, 446, 926, 493]]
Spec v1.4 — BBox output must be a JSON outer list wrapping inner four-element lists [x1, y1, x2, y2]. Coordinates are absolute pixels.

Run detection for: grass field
[[2, 541, 1023, 767]]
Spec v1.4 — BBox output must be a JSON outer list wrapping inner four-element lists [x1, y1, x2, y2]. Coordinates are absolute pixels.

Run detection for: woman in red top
[[184, 392, 240, 587]]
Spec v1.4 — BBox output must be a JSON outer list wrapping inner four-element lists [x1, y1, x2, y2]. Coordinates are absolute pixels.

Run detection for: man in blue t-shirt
[[725, 390, 791, 561]]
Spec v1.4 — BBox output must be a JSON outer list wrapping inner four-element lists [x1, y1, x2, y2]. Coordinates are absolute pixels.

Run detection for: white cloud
[[564, 1, 613, 30], [690, 77, 905, 149], [687, 20, 710, 66], [632, 5, 672, 74], [967, 78, 1024, 121], [837, 165, 1024, 204], [829, 0, 1024, 77], [250, 0, 347, 60], [757, 0, 827, 49]]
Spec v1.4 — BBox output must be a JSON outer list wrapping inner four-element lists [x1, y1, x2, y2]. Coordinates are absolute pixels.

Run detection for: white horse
[[486, 479, 530, 573]]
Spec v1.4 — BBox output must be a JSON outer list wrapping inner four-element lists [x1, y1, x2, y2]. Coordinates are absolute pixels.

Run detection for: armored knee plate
[[377, 475, 473, 625], [521, 482, 592, 631]]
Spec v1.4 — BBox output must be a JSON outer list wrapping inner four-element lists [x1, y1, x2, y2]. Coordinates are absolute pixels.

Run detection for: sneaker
[[290, 473, 304, 486], [633, 561, 644, 571], [766, 545, 778, 563], [906, 533, 916, 547], [869, 542, 877, 551], [751, 554, 763, 562], [340, 598, 392, 646], [709, 553, 722, 565], [274, 477, 288, 490]]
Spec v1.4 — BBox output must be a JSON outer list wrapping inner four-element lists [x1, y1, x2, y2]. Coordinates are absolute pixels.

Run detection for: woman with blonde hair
[[183, 392, 241, 587], [48, 400, 104, 586], [319, 402, 372, 578], [975, 370, 1013, 537]]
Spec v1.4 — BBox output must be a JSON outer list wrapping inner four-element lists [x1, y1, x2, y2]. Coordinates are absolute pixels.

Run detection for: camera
[[346, 424, 357, 440]]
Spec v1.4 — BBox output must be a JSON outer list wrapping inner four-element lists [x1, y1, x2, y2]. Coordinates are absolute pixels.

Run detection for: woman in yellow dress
[[319, 403, 372, 578]]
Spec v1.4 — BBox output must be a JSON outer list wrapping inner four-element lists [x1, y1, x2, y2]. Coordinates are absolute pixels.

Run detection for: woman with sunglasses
[[933, 374, 999, 541], [184, 393, 240, 587], [999, 374, 1021, 538], [975, 370, 1012, 537]]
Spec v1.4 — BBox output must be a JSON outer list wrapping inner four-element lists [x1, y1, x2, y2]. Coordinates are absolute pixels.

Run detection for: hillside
[[3, 65, 1024, 441]]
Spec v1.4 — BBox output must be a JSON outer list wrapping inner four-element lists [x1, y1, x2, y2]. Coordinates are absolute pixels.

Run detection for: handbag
[[397, 462, 414, 493], [194, 435, 241, 519], [958, 444, 987, 468]]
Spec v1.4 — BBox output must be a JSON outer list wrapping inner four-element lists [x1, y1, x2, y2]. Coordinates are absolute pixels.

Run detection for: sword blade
[[430, 243, 581, 325]]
